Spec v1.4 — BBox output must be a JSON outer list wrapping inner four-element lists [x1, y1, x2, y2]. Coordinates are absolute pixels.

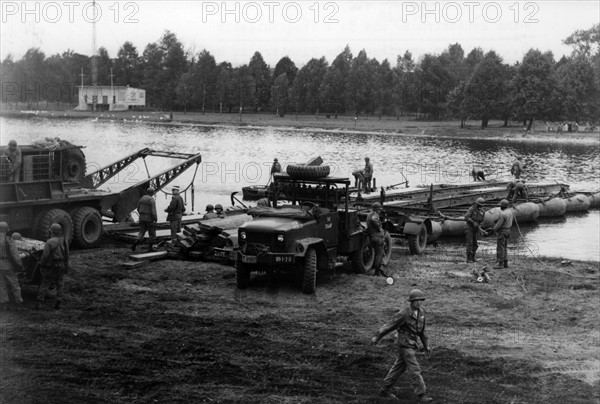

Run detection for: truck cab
[[236, 174, 391, 293]]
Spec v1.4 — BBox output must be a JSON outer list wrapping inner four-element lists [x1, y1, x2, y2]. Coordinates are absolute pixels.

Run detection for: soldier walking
[[0, 222, 25, 310], [165, 185, 185, 240], [372, 289, 433, 403], [465, 198, 487, 262], [132, 187, 157, 252], [35, 223, 69, 310], [492, 199, 514, 269]]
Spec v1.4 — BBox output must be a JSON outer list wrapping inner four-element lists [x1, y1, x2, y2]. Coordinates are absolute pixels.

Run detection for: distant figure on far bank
[[165, 185, 186, 240], [471, 167, 485, 181], [510, 156, 524, 179], [3, 140, 22, 182]]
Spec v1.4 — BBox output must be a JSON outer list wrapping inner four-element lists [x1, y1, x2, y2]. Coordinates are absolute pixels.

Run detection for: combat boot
[[53, 301, 61, 310]]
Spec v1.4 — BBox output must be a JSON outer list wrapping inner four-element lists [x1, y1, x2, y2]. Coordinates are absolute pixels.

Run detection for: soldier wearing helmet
[[0, 221, 25, 310], [492, 199, 514, 269], [203, 204, 219, 220], [510, 156, 524, 179], [132, 186, 157, 252], [464, 197, 487, 263], [366, 202, 388, 277], [270, 158, 282, 180], [511, 180, 528, 204], [165, 185, 186, 240], [3, 139, 22, 182], [372, 288, 433, 402], [214, 203, 226, 218], [36, 223, 69, 310]]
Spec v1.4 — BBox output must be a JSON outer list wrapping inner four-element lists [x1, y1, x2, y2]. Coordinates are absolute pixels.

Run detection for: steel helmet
[[215, 204, 223, 211], [50, 223, 62, 235], [408, 289, 426, 301], [476, 198, 485, 206], [206, 204, 214, 211], [11, 232, 22, 240], [0, 221, 8, 232], [146, 187, 155, 194], [8, 140, 17, 148], [499, 199, 509, 208], [372, 202, 382, 210]]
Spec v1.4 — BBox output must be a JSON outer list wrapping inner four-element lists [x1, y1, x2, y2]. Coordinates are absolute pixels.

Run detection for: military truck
[[0, 139, 201, 248], [236, 174, 392, 294]]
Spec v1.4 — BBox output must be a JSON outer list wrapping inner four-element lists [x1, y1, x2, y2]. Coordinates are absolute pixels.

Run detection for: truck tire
[[71, 207, 103, 248], [236, 261, 250, 289], [350, 237, 375, 274], [33, 209, 74, 245], [302, 248, 317, 294], [286, 164, 330, 179], [62, 146, 86, 183], [408, 224, 428, 255], [381, 231, 393, 266]]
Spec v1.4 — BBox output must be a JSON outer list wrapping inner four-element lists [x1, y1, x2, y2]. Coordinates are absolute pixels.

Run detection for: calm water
[[2, 117, 599, 261]]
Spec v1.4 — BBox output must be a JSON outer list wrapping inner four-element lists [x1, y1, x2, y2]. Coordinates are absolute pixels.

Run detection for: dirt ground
[[1, 238, 599, 404]]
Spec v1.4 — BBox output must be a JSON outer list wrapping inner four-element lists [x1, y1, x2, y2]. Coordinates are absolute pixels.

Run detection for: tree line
[[1, 24, 598, 129]]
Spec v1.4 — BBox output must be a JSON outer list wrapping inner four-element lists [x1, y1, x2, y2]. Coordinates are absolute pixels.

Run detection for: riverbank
[[1, 242, 598, 403], [2, 108, 599, 145]]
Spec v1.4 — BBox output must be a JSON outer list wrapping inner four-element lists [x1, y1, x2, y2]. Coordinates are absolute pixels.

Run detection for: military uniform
[[363, 160, 374, 192], [0, 232, 25, 307], [464, 202, 485, 262], [37, 234, 69, 308], [3, 145, 22, 182], [366, 209, 385, 275], [511, 159, 524, 179], [374, 304, 430, 399], [136, 194, 157, 247], [165, 192, 185, 239], [493, 205, 514, 268]]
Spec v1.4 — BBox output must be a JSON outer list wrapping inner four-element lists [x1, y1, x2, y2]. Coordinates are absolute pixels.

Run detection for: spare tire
[[60, 141, 86, 183], [286, 164, 330, 179]]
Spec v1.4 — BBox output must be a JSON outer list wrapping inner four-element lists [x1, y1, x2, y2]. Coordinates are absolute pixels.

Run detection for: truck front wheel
[[71, 207, 103, 248], [302, 248, 317, 294], [236, 261, 250, 289]]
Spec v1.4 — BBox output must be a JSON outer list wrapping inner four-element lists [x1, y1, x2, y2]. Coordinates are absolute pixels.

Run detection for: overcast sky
[[1, 1, 598, 67]]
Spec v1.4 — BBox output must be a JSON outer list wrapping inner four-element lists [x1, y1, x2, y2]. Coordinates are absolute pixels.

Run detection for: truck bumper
[[238, 252, 297, 266]]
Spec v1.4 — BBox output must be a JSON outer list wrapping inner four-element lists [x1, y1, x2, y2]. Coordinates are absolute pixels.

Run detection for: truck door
[[317, 212, 339, 247]]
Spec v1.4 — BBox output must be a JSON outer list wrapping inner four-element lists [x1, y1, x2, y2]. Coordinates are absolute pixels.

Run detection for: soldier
[[0, 222, 25, 310], [3, 140, 22, 182], [372, 289, 433, 403], [363, 157, 374, 193], [465, 198, 487, 262], [511, 181, 528, 204], [492, 199, 514, 269], [165, 185, 185, 240], [132, 187, 157, 252], [471, 167, 485, 181], [366, 202, 388, 277], [35, 223, 69, 310], [510, 156, 524, 179], [203, 204, 219, 220], [215, 203, 226, 218], [271, 158, 282, 179], [506, 181, 517, 201]]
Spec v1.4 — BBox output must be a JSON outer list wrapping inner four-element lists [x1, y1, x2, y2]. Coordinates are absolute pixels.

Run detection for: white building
[[75, 86, 145, 111]]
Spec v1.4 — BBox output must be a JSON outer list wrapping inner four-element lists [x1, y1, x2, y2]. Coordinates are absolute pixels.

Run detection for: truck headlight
[[277, 234, 284, 242], [240, 232, 246, 240]]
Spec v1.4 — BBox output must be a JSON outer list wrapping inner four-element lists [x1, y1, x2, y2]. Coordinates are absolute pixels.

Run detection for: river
[[2, 117, 599, 262]]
